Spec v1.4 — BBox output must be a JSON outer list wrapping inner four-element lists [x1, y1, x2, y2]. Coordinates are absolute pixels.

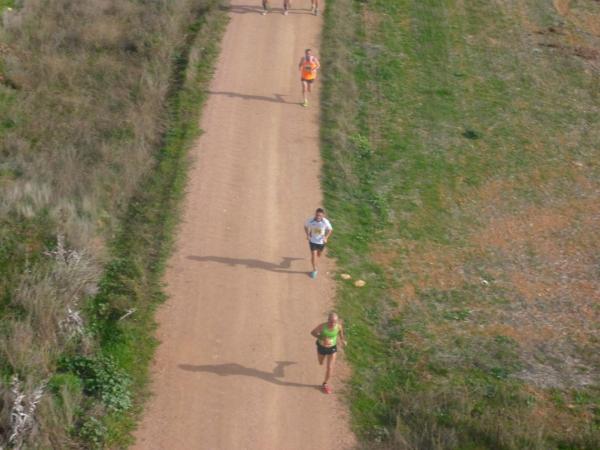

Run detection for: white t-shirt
[[305, 217, 332, 244]]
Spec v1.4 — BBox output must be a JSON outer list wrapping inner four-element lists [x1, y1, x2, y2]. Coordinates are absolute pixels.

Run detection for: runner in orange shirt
[[298, 48, 320, 107]]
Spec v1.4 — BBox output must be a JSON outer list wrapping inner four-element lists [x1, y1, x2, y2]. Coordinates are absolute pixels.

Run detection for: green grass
[[0, 0, 14, 11], [321, 0, 600, 448]]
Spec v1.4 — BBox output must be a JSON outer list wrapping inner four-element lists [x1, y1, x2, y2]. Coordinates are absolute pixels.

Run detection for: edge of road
[[88, 3, 230, 446]]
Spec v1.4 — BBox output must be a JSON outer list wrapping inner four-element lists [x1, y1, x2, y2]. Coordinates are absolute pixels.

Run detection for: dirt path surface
[[132, 2, 355, 449]]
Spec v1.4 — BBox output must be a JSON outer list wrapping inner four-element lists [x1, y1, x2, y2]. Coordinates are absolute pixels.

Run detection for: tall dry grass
[[1, 0, 202, 243], [0, 0, 211, 446]]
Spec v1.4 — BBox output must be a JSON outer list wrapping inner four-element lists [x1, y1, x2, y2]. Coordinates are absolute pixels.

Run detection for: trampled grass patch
[[321, 0, 600, 448]]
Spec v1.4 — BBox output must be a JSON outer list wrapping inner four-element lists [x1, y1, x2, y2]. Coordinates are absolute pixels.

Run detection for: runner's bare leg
[[324, 353, 336, 384], [302, 80, 309, 104]]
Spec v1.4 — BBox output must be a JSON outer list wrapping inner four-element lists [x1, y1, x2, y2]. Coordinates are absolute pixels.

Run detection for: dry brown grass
[[1, 0, 201, 245], [391, 175, 600, 389], [472, 188, 600, 388], [387, 171, 600, 391], [0, 0, 212, 447], [529, 0, 600, 69]]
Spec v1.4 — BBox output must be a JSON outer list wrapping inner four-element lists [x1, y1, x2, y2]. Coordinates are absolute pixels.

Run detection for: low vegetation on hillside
[[322, 0, 599, 448], [0, 0, 226, 447]]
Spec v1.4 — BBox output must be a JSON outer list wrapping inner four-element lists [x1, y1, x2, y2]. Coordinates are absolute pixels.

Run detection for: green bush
[[78, 417, 108, 450], [60, 355, 131, 412], [48, 372, 83, 397]]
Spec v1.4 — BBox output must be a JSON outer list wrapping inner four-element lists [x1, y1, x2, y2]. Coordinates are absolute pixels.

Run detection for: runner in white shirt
[[304, 208, 333, 279]]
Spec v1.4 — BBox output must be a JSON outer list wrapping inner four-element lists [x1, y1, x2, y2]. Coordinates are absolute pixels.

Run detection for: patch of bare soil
[[553, 0, 571, 17], [375, 240, 475, 287], [471, 186, 600, 389], [537, 40, 600, 61], [375, 168, 600, 390], [547, 0, 600, 63], [574, 45, 600, 60]]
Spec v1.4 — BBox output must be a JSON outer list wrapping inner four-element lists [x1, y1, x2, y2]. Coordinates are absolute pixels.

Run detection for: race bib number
[[312, 227, 323, 235]]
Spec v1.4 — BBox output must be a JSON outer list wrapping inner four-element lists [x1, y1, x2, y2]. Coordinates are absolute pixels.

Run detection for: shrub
[[77, 416, 108, 450], [59, 355, 131, 412]]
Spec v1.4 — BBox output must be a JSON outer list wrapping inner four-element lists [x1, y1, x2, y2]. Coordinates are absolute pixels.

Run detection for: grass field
[[321, 0, 600, 448]]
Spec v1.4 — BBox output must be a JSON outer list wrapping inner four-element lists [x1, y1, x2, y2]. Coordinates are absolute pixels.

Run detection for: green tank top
[[319, 323, 339, 347]]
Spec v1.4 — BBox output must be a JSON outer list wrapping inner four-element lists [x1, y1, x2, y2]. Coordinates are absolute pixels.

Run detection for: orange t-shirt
[[301, 57, 317, 80]]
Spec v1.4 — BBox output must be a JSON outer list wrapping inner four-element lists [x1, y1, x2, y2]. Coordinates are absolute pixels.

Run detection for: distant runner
[[311, 0, 320, 15], [304, 207, 332, 279], [298, 48, 320, 107], [311, 312, 347, 394], [262, 0, 291, 15]]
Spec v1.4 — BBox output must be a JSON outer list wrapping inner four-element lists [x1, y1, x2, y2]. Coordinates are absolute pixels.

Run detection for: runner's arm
[[304, 224, 311, 240], [339, 322, 347, 346], [311, 324, 323, 339]]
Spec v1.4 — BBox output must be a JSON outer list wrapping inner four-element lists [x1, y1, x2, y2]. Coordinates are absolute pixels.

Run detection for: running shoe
[[314, 8, 319, 16], [262, 9, 268, 15], [310, 270, 318, 279], [302, 99, 308, 107], [283, 10, 288, 15], [322, 383, 332, 394]]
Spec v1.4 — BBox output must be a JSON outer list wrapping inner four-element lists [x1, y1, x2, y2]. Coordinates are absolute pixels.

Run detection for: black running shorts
[[316, 341, 337, 355], [309, 242, 325, 252]]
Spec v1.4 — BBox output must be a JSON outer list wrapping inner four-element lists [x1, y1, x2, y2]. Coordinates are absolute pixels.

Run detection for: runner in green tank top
[[310, 312, 347, 394]]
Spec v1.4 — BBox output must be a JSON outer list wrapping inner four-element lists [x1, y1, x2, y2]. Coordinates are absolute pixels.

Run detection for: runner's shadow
[[187, 255, 309, 275], [287, 10, 319, 15], [208, 90, 297, 104], [219, 4, 263, 14], [179, 361, 320, 390], [219, 5, 314, 15]]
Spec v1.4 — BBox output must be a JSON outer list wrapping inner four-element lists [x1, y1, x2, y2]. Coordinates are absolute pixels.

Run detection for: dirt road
[[132, 2, 354, 449]]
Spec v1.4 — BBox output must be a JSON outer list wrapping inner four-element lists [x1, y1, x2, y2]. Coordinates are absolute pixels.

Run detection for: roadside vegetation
[[321, 0, 600, 448], [0, 1, 14, 12], [0, 0, 227, 447]]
